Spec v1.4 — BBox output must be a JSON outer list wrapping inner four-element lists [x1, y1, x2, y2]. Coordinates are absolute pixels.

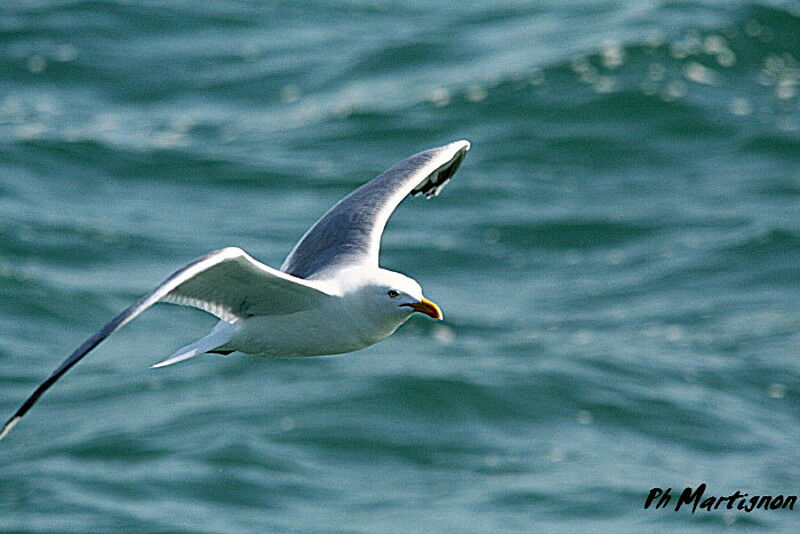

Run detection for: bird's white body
[[232, 311, 384, 358], [226, 268, 417, 358]]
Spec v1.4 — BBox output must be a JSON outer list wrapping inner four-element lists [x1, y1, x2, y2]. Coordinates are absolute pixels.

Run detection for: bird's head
[[357, 269, 443, 321]]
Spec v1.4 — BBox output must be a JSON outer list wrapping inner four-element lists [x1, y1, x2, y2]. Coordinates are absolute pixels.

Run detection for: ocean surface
[[1, 0, 800, 532]]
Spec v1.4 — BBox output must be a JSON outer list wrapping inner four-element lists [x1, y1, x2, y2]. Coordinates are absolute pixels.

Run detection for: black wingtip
[[0, 415, 21, 441], [411, 140, 470, 199], [0, 372, 61, 442]]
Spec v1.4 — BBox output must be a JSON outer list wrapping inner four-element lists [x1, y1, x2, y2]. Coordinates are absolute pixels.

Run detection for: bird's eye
[[387, 290, 400, 298]]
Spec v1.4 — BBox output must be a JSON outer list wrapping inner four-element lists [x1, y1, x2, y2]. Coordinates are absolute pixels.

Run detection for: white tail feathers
[[151, 321, 236, 368]]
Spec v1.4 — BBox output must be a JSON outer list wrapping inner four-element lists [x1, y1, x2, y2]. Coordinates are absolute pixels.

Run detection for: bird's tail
[[151, 321, 236, 368]]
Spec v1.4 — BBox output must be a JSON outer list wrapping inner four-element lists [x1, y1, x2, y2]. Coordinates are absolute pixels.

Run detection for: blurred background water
[[1, 0, 799, 532]]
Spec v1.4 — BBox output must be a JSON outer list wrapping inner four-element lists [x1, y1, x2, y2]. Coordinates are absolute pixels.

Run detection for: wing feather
[[280, 140, 469, 278], [0, 247, 332, 440], [161, 247, 331, 320]]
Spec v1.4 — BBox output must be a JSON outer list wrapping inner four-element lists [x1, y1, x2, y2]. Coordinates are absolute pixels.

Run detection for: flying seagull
[[0, 140, 470, 440]]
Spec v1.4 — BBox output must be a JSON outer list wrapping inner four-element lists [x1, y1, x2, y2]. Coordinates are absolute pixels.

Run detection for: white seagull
[[0, 140, 470, 440]]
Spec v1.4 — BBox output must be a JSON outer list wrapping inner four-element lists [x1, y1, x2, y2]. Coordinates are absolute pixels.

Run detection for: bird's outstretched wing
[[280, 140, 470, 279], [0, 247, 332, 441]]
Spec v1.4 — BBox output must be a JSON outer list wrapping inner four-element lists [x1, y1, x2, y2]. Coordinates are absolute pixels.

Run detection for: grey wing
[[160, 247, 333, 320], [280, 140, 470, 279], [0, 247, 332, 441]]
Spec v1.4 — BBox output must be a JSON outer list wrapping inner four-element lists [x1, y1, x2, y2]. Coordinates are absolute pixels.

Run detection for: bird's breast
[[228, 305, 401, 358]]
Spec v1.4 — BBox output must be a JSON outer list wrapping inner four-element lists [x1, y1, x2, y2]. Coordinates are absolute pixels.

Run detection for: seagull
[[0, 140, 470, 440]]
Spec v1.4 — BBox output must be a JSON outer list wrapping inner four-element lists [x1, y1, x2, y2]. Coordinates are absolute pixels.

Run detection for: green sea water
[[1, 1, 800, 532]]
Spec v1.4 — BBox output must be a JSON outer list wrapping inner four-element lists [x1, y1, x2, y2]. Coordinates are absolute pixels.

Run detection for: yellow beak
[[404, 298, 443, 320]]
